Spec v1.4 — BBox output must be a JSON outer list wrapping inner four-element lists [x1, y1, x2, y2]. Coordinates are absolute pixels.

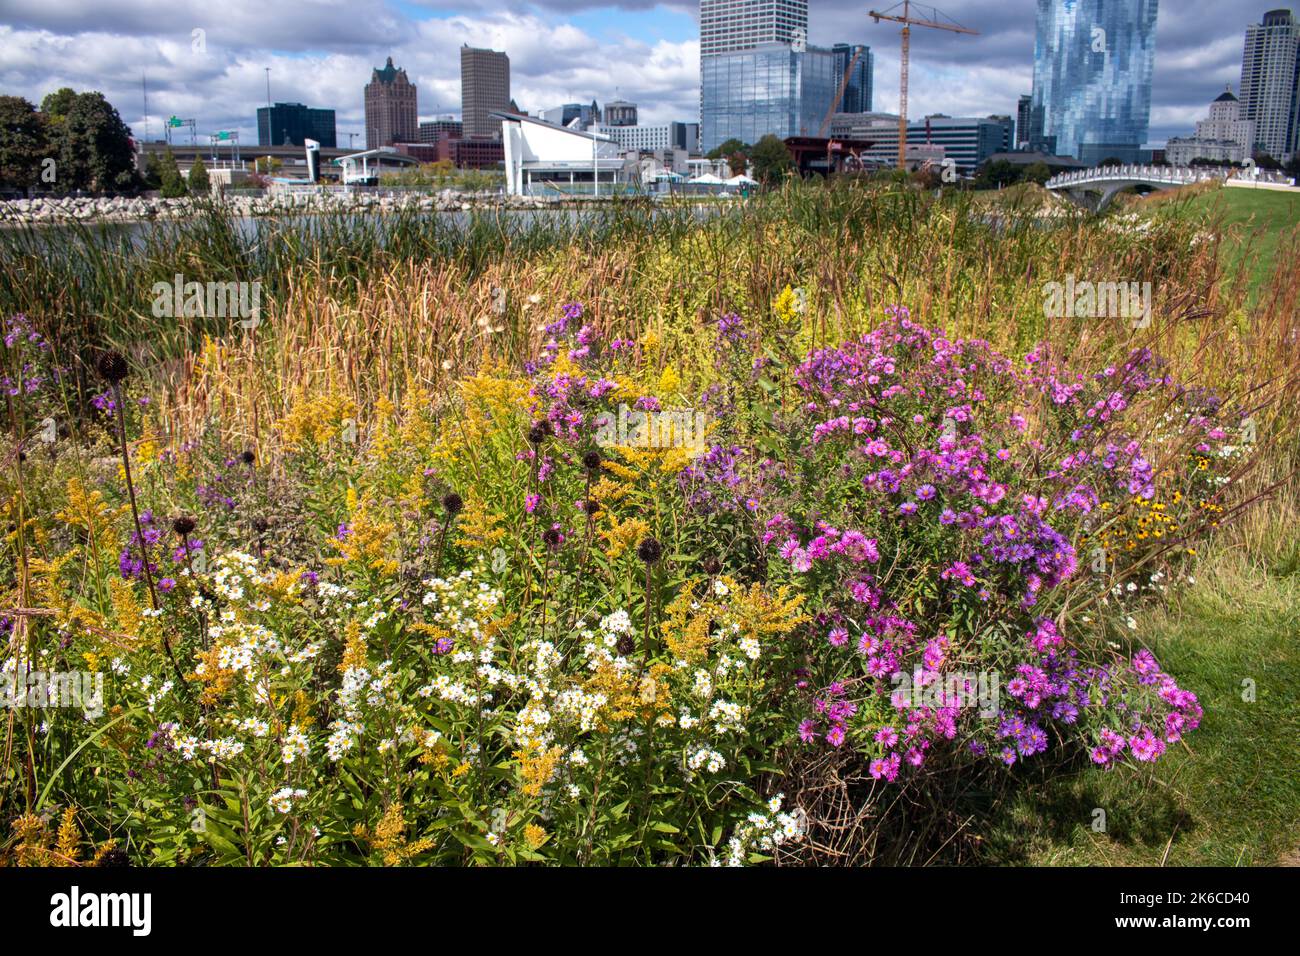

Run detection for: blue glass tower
[[1030, 0, 1159, 163], [701, 42, 839, 153]]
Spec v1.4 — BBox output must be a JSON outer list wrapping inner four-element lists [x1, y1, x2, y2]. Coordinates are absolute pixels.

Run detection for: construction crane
[[869, 1, 978, 169]]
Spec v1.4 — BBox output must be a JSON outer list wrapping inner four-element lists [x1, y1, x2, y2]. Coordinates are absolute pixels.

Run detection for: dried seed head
[[251, 516, 269, 533], [172, 516, 196, 536], [442, 492, 464, 516], [582, 498, 601, 516], [702, 556, 722, 576], [615, 634, 635, 656], [95, 351, 129, 384], [542, 527, 563, 550], [582, 450, 602, 472], [637, 536, 663, 564], [527, 420, 552, 445], [240, 450, 256, 465]]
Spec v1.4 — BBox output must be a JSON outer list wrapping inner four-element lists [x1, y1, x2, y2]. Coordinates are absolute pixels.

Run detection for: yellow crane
[[869, 1, 979, 169]]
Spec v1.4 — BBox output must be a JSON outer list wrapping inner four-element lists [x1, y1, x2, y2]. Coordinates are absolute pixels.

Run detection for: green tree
[[0, 96, 49, 192], [143, 152, 164, 191], [750, 133, 793, 185], [975, 159, 1024, 190], [43, 90, 139, 193], [706, 138, 748, 161], [1023, 161, 1051, 185], [187, 154, 211, 194], [40, 88, 78, 123], [158, 147, 188, 197]]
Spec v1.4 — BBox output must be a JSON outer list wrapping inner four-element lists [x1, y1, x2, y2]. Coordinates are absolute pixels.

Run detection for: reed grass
[[8, 180, 1300, 515]]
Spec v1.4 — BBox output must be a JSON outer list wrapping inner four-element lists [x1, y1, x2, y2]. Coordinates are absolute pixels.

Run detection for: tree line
[[0, 88, 210, 196]]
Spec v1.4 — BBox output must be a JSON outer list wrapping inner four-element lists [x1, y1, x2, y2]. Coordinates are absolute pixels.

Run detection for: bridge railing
[[1046, 164, 1295, 190]]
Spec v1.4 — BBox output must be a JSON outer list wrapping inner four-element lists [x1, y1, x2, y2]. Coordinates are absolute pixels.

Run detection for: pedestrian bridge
[[1045, 164, 1295, 210]]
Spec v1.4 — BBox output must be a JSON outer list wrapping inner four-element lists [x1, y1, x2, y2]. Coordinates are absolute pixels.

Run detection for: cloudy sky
[[0, 1, 1284, 147]]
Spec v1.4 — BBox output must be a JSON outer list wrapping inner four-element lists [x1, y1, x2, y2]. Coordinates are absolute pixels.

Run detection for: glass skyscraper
[[832, 44, 874, 114], [1030, 0, 1158, 163], [701, 42, 839, 153]]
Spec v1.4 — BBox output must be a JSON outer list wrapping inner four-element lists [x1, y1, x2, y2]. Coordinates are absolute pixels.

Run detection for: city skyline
[[0, 1, 1288, 152]]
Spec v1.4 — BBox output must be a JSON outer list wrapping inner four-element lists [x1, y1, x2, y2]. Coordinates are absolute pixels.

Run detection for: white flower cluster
[[176, 735, 246, 762], [421, 571, 503, 640], [578, 609, 637, 673], [268, 787, 308, 814], [711, 795, 806, 867], [687, 747, 725, 773], [281, 724, 310, 764]]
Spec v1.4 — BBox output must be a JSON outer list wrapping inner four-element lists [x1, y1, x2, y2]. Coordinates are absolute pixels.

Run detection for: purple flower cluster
[[759, 309, 1213, 776], [119, 510, 163, 580]]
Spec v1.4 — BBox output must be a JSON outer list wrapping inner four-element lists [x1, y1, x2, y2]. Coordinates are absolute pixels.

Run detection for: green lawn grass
[[1140, 184, 1300, 298], [979, 546, 1300, 866]]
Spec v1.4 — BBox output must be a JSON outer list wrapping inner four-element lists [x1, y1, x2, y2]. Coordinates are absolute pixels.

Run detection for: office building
[[256, 102, 336, 148], [451, 138, 505, 169], [699, 0, 808, 57], [1239, 9, 1300, 161], [1016, 94, 1032, 148], [831, 44, 873, 113], [418, 119, 463, 145], [604, 100, 639, 126], [906, 115, 1013, 173], [597, 121, 701, 154], [461, 46, 511, 140], [1165, 86, 1256, 165], [701, 42, 841, 153], [364, 57, 418, 149], [1030, 0, 1159, 164]]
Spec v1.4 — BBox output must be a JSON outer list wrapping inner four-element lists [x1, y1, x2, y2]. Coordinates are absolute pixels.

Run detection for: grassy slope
[[987, 185, 1300, 865], [1135, 183, 1300, 297], [984, 549, 1300, 865]]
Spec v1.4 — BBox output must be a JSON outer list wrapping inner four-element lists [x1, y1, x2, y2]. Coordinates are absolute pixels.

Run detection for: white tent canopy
[[725, 174, 757, 185], [688, 172, 727, 185]]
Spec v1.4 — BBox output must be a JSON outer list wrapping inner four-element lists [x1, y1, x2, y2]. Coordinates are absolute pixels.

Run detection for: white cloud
[[0, 8, 700, 144]]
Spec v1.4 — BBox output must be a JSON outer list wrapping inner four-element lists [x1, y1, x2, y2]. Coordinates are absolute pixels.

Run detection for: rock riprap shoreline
[[0, 190, 578, 225]]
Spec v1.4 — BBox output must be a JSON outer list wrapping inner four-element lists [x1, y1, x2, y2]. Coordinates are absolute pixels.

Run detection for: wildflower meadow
[[2, 183, 1298, 870]]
